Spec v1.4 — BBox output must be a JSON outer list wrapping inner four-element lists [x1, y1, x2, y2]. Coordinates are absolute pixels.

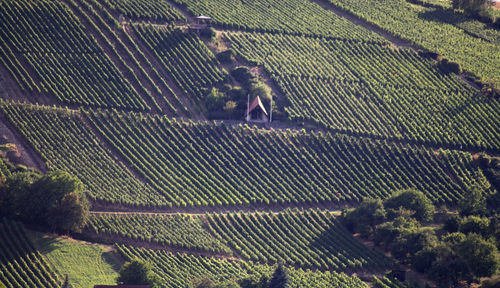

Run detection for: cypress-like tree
[[269, 264, 289, 288]]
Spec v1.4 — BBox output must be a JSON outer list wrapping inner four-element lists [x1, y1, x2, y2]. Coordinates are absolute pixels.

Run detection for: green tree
[[456, 233, 499, 279], [459, 188, 487, 216], [459, 216, 490, 237], [391, 228, 437, 263], [343, 198, 386, 237], [0, 171, 40, 218], [238, 275, 269, 288], [46, 191, 89, 232], [428, 243, 469, 288], [269, 264, 289, 288], [373, 216, 419, 248], [117, 259, 159, 287], [384, 189, 435, 222], [30, 170, 89, 231]]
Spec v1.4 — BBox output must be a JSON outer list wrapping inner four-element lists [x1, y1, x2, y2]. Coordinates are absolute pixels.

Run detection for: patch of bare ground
[[0, 115, 47, 172], [123, 24, 205, 120], [60, 0, 163, 114]]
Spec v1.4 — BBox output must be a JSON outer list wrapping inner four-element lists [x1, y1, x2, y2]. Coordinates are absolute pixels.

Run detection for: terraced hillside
[[227, 32, 500, 150], [0, 0, 498, 286]]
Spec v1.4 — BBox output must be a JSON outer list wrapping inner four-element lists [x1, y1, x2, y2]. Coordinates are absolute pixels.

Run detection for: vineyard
[[171, 0, 383, 41], [102, 0, 185, 22], [85, 209, 392, 271], [116, 244, 370, 288], [0, 0, 148, 110], [0, 101, 164, 206], [85, 108, 490, 207], [0, 0, 498, 286], [324, 0, 500, 88], [0, 219, 61, 288], [130, 24, 227, 106], [227, 32, 500, 150], [86, 213, 232, 254], [206, 210, 393, 270]]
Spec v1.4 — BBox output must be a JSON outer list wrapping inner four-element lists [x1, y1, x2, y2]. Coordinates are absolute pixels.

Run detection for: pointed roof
[[195, 15, 212, 20], [245, 96, 268, 117]]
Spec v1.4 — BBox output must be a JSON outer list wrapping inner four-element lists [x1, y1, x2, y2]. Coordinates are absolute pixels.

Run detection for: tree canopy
[[118, 259, 159, 287]]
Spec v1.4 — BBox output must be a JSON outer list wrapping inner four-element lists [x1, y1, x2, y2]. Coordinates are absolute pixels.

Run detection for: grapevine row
[[171, 0, 383, 41], [227, 32, 500, 150], [86, 213, 231, 254], [0, 101, 166, 207], [116, 244, 369, 288], [0, 219, 61, 288], [85, 108, 487, 207], [206, 209, 393, 270], [325, 0, 500, 88], [101, 0, 185, 22], [0, 0, 148, 110], [131, 24, 226, 104]]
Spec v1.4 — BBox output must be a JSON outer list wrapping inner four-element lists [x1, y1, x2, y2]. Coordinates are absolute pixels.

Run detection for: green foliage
[[427, 243, 469, 288], [170, 0, 382, 40], [343, 198, 386, 237], [0, 0, 149, 109], [459, 188, 487, 216], [437, 58, 462, 74], [459, 215, 490, 236], [117, 259, 159, 287], [231, 67, 255, 86], [192, 277, 216, 288], [384, 189, 435, 222], [206, 87, 226, 111], [324, 0, 500, 89], [132, 24, 226, 103], [442, 232, 466, 245], [390, 228, 438, 263], [452, 0, 490, 17], [443, 215, 460, 233], [249, 83, 272, 101], [104, 0, 185, 21], [269, 264, 289, 288], [217, 50, 235, 64], [0, 169, 89, 232], [86, 108, 486, 207], [456, 233, 499, 278], [0, 102, 160, 207]]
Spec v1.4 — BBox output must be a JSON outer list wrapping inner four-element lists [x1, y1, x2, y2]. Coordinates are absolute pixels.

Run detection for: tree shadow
[[309, 221, 393, 271], [417, 8, 468, 26], [102, 250, 124, 272]]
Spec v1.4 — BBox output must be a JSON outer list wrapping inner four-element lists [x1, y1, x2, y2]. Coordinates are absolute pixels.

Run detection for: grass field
[[27, 231, 121, 288]]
